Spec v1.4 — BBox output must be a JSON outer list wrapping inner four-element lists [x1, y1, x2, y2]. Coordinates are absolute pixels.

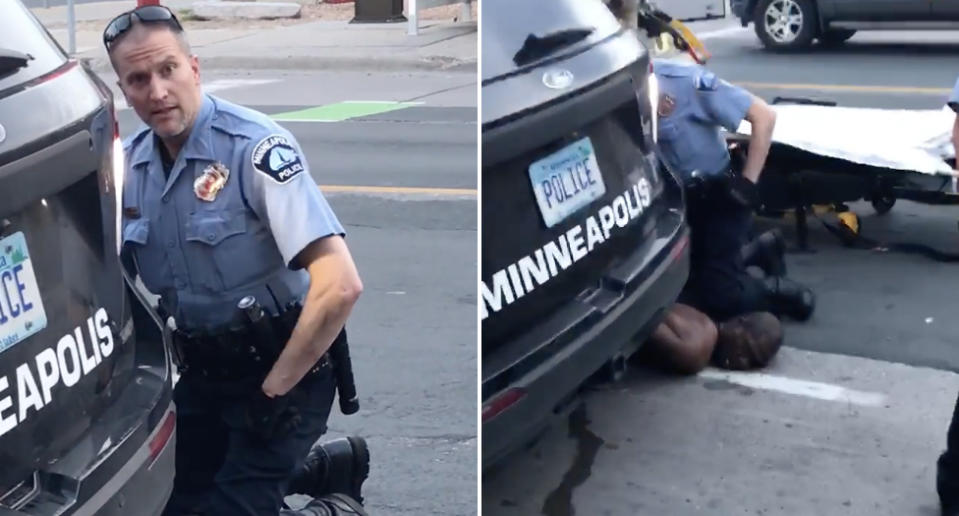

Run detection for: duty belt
[[170, 316, 329, 381]]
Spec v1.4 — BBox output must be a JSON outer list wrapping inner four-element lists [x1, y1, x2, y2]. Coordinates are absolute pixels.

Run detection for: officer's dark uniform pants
[[161, 361, 335, 516], [939, 390, 959, 508], [680, 185, 770, 322]]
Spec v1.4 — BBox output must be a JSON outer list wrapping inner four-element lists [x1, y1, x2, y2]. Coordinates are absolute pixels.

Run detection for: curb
[[81, 54, 477, 74]]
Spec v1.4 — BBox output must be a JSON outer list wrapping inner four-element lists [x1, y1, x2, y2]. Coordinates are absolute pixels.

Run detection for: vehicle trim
[[0, 60, 77, 102], [483, 66, 646, 165], [68, 404, 174, 516], [0, 129, 99, 219], [481, 30, 625, 88]]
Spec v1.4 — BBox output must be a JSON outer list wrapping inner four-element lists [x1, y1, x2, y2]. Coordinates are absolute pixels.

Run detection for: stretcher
[[724, 97, 959, 251], [632, 4, 959, 254]]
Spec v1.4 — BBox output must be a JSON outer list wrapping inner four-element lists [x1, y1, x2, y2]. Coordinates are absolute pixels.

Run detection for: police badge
[[194, 162, 230, 202], [658, 93, 676, 118]]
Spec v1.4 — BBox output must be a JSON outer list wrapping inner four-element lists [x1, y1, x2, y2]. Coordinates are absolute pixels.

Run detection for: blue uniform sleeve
[[695, 70, 753, 132], [948, 75, 959, 113], [241, 129, 346, 269]]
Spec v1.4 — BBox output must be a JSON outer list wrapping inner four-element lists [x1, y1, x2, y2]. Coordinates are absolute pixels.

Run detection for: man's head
[[713, 312, 783, 370], [105, 7, 201, 145]]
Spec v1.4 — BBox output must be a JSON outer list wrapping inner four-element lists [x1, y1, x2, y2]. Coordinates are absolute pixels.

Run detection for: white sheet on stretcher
[[732, 104, 959, 176]]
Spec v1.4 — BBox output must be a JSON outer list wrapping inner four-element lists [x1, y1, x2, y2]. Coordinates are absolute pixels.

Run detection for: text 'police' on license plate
[[0, 232, 48, 354], [528, 137, 607, 228]]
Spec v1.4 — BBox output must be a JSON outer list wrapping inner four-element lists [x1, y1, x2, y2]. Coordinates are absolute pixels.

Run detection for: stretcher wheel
[[871, 195, 896, 215]]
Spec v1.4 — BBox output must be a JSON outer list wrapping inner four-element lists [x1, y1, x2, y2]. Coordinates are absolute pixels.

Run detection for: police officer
[[105, 6, 368, 515], [935, 74, 959, 516], [651, 55, 816, 323], [938, 391, 959, 516]]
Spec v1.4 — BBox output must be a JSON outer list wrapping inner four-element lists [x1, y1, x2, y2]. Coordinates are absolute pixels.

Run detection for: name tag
[[528, 137, 607, 228]]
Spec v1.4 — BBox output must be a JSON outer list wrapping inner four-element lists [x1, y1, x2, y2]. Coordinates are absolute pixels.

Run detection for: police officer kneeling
[[106, 6, 368, 515], [652, 56, 815, 323]]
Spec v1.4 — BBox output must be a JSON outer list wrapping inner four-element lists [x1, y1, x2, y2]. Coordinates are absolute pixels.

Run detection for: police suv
[[481, 0, 691, 469], [0, 2, 176, 514]]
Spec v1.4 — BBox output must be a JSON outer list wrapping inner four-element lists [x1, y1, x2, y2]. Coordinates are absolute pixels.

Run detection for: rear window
[[481, 0, 623, 81], [0, 1, 69, 91]]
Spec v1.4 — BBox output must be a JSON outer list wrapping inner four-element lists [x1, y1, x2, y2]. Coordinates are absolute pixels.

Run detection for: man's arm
[[695, 70, 775, 183], [261, 235, 363, 397], [953, 115, 959, 174], [741, 94, 776, 184]]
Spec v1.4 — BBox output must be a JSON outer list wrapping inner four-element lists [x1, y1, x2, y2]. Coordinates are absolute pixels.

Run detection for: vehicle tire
[[871, 194, 896, 215], [753, 0, 818, 51], [819, 28, 856, 47]]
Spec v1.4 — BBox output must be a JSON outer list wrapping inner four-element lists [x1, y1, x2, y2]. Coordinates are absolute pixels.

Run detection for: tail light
[[646, 71, 659, 144], [147, 409, 176, 469], [111, 109, 125, 256], [482, 388, 526, 423]]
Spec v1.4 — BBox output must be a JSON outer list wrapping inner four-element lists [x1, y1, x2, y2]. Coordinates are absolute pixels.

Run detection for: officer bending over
[[105, 6, 368, 515], [935, 74, 959, 516], [652, 56, 816, 323]]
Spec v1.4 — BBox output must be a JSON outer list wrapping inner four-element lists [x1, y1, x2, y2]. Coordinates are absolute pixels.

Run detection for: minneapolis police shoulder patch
[[251, 134, 304, 184], [696, 71, 719, 91]]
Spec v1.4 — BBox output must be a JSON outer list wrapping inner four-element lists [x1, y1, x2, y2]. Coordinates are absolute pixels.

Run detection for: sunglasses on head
[[102, 5, 184, 48]]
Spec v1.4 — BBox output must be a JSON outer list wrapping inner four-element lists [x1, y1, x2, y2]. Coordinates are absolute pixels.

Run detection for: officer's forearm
[[262, 284, 359, 397], [261, 238, 363, 397], [952, 116, 959, 171], [741, 99, 776, 183]]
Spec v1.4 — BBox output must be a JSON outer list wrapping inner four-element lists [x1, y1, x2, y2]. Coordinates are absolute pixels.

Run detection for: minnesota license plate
[[0, 232, 48, 354], [528, 137, 607, 228]]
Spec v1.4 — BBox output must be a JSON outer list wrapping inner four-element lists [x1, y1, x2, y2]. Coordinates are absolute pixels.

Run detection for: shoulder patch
[[696, 71, 719, 91], [251, 134, 305, 184]]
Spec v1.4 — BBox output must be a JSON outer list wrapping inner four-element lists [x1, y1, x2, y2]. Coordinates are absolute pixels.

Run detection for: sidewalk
[[30, 0, 477, 74]]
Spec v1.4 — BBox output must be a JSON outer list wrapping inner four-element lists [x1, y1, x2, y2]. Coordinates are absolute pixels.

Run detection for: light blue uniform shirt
[[652, 59, 752, 180], [120, 94, 345, 331], [948, 75, 959, 113]]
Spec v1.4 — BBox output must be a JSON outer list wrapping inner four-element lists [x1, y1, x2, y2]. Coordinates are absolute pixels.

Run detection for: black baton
[[330, 327, 359, 415]]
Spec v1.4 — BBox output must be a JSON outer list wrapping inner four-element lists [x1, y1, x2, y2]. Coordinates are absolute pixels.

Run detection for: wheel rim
[[763, 0, 804, 44]]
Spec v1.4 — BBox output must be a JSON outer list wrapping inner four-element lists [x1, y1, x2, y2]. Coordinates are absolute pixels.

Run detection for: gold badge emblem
[[194, 162, 230, 202], [658, 93, 676, 118]]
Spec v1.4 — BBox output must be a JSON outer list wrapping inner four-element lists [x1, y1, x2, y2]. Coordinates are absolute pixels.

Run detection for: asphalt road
[[483, 19, 959, 516], [110, 70, 478, 515]]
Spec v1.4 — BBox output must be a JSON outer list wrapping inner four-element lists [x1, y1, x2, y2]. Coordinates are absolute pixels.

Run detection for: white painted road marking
[[699, 368, 888, 407], [695, 26, 751, 40]]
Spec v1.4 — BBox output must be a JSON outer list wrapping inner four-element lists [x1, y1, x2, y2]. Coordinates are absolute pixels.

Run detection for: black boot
[[938, 393, 959, 516], [290, 494, 369, 516], [762, 276, 815, 321], [288, 437, 370, 503], [938, 455, 959, 516], [741, 228, 787, 277]]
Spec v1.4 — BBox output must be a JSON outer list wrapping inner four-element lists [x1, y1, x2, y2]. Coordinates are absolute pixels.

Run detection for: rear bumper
[[481, 217, 690, 470], [68, 403, 176, 516]]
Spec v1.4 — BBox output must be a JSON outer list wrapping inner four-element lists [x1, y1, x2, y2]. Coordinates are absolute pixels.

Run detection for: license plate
[[0, 232, 48, 354], [528, 137, 607, 228]]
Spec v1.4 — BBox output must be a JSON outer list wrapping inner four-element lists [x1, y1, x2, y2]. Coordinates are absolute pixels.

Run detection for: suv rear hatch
[[481, 0, 675, 356], [0, 3, 173, 512]]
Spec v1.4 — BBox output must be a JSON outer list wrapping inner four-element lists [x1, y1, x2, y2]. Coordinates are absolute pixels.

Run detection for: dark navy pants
[[680, 185, 770, 322], [939, 390, 959, 509], [161, 360, 335, 516]]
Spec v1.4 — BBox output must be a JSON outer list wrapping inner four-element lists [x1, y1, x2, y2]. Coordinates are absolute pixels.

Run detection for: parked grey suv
[[0, 2, 176, 514], [731, 0, 959, 50]]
